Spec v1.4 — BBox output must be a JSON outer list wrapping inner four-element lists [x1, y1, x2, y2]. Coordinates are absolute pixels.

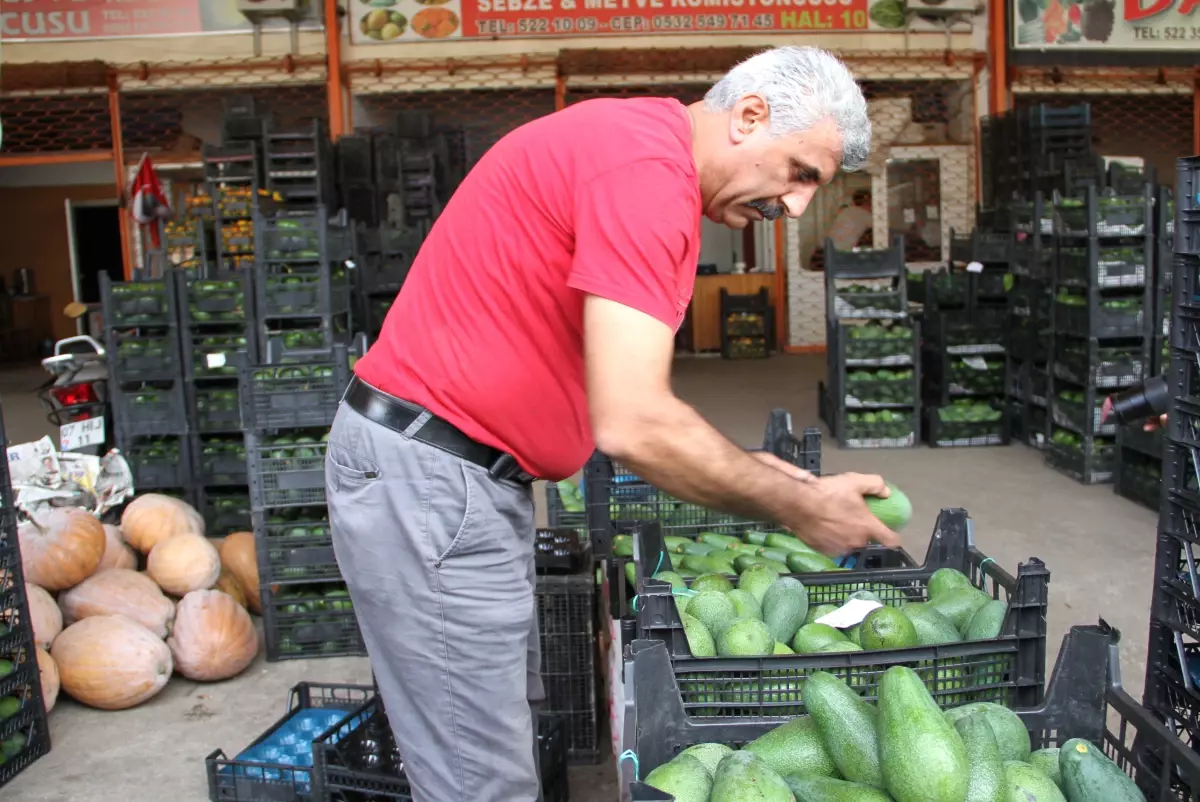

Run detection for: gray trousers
[[324, 402, 545, 802]]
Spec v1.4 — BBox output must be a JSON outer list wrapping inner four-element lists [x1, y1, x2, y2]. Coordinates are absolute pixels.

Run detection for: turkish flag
[[130, 154, 172, 249]]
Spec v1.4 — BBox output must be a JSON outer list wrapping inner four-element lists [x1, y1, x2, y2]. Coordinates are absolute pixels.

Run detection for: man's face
[[703, 94, 843, 229]]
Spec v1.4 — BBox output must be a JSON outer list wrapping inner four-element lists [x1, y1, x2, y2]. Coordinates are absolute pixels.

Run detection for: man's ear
[[730, 94, 769, 144]]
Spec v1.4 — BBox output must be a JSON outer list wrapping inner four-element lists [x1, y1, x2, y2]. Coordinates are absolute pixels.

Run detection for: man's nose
[[782, 186, 818, 218]]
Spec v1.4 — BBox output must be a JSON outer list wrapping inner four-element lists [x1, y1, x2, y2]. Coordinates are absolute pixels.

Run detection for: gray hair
[[704, 46, 871, 172]]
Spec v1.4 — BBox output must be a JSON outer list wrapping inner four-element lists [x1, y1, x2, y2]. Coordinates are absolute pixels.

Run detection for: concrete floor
[[0, 353, 1158, 801]]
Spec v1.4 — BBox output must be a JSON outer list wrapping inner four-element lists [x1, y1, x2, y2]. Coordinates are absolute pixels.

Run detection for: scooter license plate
[[60, 417, 105, 451]]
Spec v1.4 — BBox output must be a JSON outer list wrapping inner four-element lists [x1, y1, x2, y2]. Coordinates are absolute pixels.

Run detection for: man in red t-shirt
[[325, 46, 892, 801]]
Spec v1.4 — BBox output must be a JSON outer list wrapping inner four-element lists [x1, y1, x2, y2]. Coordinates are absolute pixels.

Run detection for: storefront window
[[886, 159, 942, 263]]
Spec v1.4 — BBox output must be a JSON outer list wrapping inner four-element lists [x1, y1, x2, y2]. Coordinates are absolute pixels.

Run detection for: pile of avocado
[[844, 410, 913, 440], [250, 364, 338, 391], [837, 284, 903, 314], [844, 370, 916, 406], [0, 660, 30, 766], [266, 217, 322, 258], [1055, 289, 1142, 313], [265, 513, 333, 580], [263, 433, 329, 465], [947, 359, 1006, 395], [199, 437, 246, 473], [109, 281, 168, 324], [188, 279, 245, 322], [642, 663, 1140, 802], [1049, 429, 1116, 460], [274, 585, 355, 656], [129, 436, 182, 465], [117, 337, 173, 364], [935, 402, 1005, 440], [195, 387, 240, 420], [191, 334, 249, 376], [269, 329, 328, 352], [845, 322, 913, 360]]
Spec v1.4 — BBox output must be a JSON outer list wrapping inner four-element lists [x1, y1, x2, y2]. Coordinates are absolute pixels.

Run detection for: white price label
[[926, 205, 940, 221], [60, 417, 105, 451], [206, 352, 227, 369], [903, 208, 916, 225], [962, 356, 990, 370], [816, 598, 883, 629], [966, 261, 984, 274]]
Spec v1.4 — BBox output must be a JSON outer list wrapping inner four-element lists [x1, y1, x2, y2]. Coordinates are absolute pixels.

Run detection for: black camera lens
[[1102, 376, 1169, 425]]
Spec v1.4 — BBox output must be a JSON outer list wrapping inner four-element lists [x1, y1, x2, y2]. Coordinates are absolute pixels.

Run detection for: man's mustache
[[747, 199, 784, 220]]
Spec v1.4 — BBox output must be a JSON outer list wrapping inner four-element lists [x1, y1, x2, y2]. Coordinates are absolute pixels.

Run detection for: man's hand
[[790, 473, 901, 556], [748, 450, 818, 484], [1145, 413, 1168, 432]]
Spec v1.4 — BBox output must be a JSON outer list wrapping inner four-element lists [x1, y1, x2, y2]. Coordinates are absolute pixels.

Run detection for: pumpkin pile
[[18, 494, 261, 712]]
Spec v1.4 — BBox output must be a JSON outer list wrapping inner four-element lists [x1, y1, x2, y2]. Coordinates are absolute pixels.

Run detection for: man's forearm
[[598, 394, 817, 526]]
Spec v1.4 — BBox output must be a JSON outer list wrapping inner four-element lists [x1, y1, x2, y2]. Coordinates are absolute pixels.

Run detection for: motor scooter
[[37, 305, 112, 456]]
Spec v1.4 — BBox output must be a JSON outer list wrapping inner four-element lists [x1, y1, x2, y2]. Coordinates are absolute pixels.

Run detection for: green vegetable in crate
[[792, 623, 847, 653], [725, 589, 762, 621], [698, 533, 742, 550], [1028, 749, 1062, 788], [783, 775, 893, 801], [878, 665, 969, 802], [681, 612, 717, 658], [681, 743, 734, 777], [928, 568, 974, 600], [737, 555, 790, 575], [0, 697, 21, 721], [786, 550, 840, 573], [898, 604, 959, 647], [817, 641, 863, 654], [710, 751, 795, 802], [738, 564, 781, 605], [804, 671, 885, 788], [954, 715, 1006, 802], [692, 573, 735, 594], [624, 560, 638, 589], [964, 600, 1008, 641], [930, 587, 992, 632], [1004, 761, 1065, 802], [743, 715, 838, 781], [717, 617, 774, 657], [865, 483, 912, 532], [944, 702, 1031, 763], [611, 535, 633, 558], [1058, 738, 1144, 801], [804, 603, 838, 626], [761, 577, 809, 644], [555, 479, 585, 514], [859, 607, 918, 650], [686, 592, 738, 638]]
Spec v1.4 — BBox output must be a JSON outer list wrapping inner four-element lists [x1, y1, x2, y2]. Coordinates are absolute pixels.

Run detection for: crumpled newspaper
[[7, 436, 134, 518]]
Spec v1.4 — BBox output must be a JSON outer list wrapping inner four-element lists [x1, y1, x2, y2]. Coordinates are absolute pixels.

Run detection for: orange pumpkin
[[168, 590, 258, 681], [218, 532, 260, 614], [147, 533, 221, 597], [25, 583, 63, 649], [52, 614, 173, 710], [58, 568, 176, 639], [36, 646, 59, 713], [18, 508, 106, 591], [98, 524, 138, 572], [214, 568, 248, 609], [121, 494, 205, 554]]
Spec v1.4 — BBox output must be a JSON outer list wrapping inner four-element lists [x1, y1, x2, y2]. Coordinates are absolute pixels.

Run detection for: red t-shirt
[[354, 97, 702, 481]]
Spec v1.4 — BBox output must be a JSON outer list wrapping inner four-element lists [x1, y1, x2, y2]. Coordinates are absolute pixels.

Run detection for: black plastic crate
[[257, 213, 352, 265], [1121, 421, 1165, 459], [257, 265, 352, 320], [205, 682, 374, 802], [1178, 156, 1199, 256], [1011, 195, 1056, 238], [336, 135, 373, 186], [923, 349, 1008, 402], [926, 404, 1010, 447], [1052, 336, 1147, 388], [824, 391, 920, 449], [545, 482, 587, 530], [536, 572, 599, 762], [262, 583, 364, 662], [633, 511, 1049, 710], [623, 622, 1200, 802], [1056, 186, 1153, 238], [825, 237, 908, 321], [313, 698, 569, 802], [240, 350, 351, 432], [190, 382, 244, 433], [111, 379, 188, 437], [1013, 231, 1055, 280], [1114, 446, 1162, 511], [360, 253, 414, 296], [101, 272, 180, 328], [831, 321, 916, 366], [582, 413, 821, 555], [1015, 399, 1049, 450], [198, 489, 252, 537], [1049, 378, 1117, 436], [0, 545, 51, 790], [195, 436, 248, 486], [1055, 291, 1147, 339], [247, 431, 328, 511], [923, 307, 1007, 350], [950, 227, 1014, 265], [534, 528, 589, 575], [180, 272, 253, 327], [907, 268, 967, 308], [185, 330, 254, 380], [1046, 426, 1117, 484], [1008, 315, 1050, 363], [260, 322, 351, 365], [254, 509, 339, 584], [120, 435, 191, 490], [110, 331, 184, 382], [840, 366, 919, 408], [1057, 240, 1150, 289]]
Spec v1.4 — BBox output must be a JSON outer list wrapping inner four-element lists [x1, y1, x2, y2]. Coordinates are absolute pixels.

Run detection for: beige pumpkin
[[58, 568, 176, 639], [168, 590, 258, 681], [121, 494, 205, 554], [147, 533, 221, 597], [18, 508, 106, 591], [214, 568, 248, 609], [98, 524, 138, 572], [36, 646, 59, 713], [25, 583, 62, 649], [218, 532, 260, 614], [51, 614, 173, 710]]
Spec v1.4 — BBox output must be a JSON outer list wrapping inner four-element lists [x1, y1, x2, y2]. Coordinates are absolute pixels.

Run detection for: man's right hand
[[778, 472, 901, 557]]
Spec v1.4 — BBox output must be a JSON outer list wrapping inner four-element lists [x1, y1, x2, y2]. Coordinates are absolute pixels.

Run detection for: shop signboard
[[1012, 0, 1199, 51], [0, 0, 321, 41], [349, 0, 915, 43]]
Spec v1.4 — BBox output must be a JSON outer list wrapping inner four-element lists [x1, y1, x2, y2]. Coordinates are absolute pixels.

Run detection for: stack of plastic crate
[[1047, 184, 1156, 485], [818, 236, 920, 448], [1144, 156, 1200, 745], [358, 222, 425, 341], [253, 207, 358, 364], [203, 142, 260, 273], [917, 229, 1012, 447], [177, 269, 257, 535], [239, 345, 361, 661], [719, 287, 772, 359], [1007, 193, 1056, 452], [101, 273, 192, 501], [264, 120, 336, 214], [534, 566, 600, 764], [0, 403, 51, 789]]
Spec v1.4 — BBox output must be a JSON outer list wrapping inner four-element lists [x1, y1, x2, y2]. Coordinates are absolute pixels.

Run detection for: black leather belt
[[343, 376, 535, 485]]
